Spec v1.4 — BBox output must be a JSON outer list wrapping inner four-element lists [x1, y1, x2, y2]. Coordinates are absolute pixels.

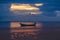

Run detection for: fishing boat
[[20, 22, 36, 26]]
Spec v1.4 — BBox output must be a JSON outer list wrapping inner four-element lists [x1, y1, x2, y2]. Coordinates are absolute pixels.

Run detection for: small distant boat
[[20, 22, 36, 26]]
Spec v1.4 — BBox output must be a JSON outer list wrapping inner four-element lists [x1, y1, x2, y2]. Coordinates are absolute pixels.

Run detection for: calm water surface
[[0, 21, 60, 40]]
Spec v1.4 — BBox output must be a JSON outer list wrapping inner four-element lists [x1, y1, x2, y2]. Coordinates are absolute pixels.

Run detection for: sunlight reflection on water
[[10, 22, 42, 40]]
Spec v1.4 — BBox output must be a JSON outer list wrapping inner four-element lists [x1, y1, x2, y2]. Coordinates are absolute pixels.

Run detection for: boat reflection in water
[[10, 22, 42, 40]]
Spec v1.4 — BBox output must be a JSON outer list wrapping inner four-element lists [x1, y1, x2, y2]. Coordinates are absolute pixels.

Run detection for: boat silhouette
[[20, 22, 36, 26]]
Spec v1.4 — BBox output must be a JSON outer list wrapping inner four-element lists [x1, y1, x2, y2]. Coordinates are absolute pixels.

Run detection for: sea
[[0, 21, 60, 40]]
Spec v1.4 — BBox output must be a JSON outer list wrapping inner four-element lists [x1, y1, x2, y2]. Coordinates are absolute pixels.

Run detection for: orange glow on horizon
[[10, 22, 21, 28]]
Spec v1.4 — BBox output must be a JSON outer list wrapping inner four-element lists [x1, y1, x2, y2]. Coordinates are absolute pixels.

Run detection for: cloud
[[55, 10, 60, 16], [10, 4, 39, 11], [10, 3, 43, 15], [34, 3, 43, 7]]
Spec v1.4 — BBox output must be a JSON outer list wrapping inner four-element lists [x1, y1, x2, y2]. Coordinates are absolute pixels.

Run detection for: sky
[[0, 0, 60, 21]]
